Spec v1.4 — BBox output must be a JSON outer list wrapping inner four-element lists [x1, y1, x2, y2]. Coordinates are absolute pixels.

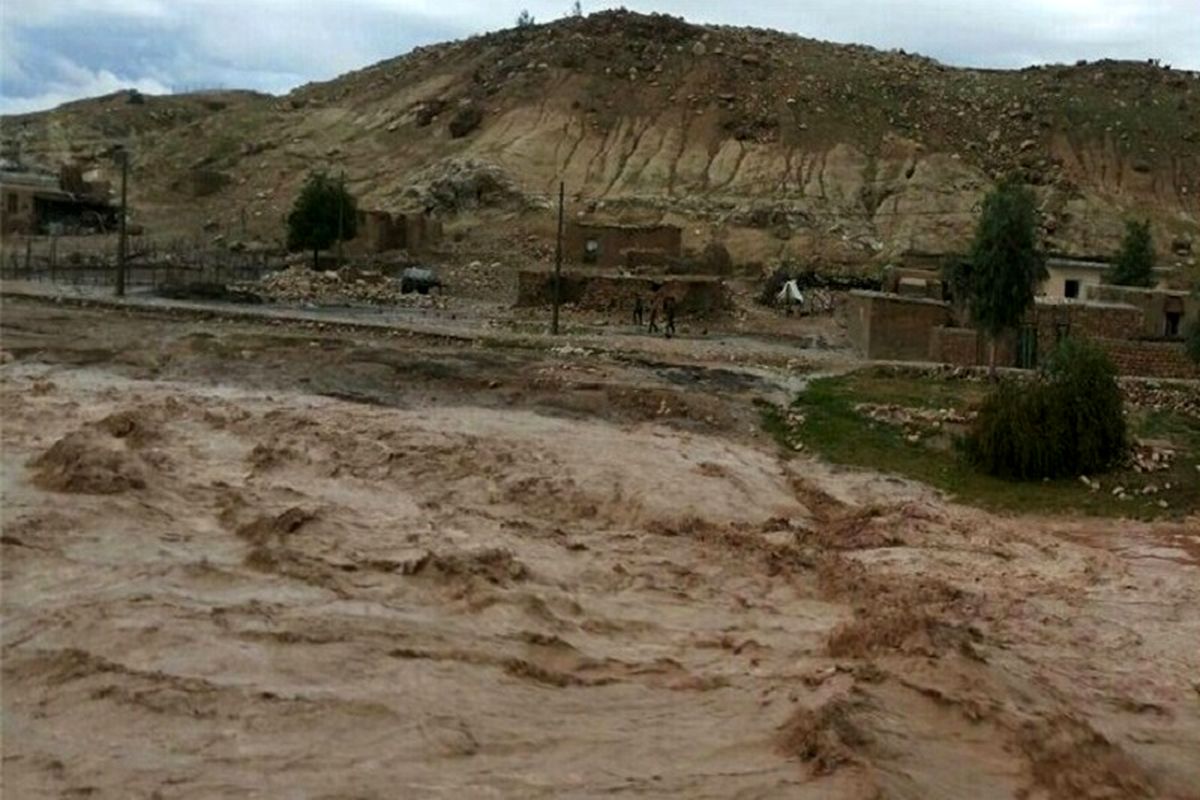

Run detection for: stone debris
[[245, 266, 445, 307], [1127, 440, 1177, 474], [854, 403, 974, 441], [1121, 381, 1200, 419]]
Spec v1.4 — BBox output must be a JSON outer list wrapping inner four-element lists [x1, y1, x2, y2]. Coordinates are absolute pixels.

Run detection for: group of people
[[632, 295, 676, 337]]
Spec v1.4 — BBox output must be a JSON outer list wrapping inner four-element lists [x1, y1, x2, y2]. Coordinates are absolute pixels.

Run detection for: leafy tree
[[939, 255, 974, 326], [570, 1, 583, 16], [968, 177, 1046, 373], [286, 172, 357, 270], [1107, 219, 1155, 287], [964, 338, 1126, 480], [516, 9, 535, 27]]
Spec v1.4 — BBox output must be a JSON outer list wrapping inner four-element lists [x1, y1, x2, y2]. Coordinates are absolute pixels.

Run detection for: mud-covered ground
[[2, 297, 1198, 799]]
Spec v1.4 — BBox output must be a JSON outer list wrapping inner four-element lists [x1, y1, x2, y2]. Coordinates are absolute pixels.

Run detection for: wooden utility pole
[[116, 148, 128, 297], [551, 181, 564, 335], [336, 171, 345, 269]]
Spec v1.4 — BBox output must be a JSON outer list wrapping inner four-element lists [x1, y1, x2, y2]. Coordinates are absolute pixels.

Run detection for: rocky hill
[[3, 10, 1198, 274]]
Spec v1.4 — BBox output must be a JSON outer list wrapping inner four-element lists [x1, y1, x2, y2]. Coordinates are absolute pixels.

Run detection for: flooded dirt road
[[2, 298, 1198, 798]]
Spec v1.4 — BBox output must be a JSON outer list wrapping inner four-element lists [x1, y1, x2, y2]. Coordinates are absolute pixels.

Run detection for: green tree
[[516, 9, 535, 27], [965, 338, 1126, 480], [1107, 219, 1155, 287], [939, 255, 974, 326], [968, 177, 1046, 374], [286, 172, 357, 270]]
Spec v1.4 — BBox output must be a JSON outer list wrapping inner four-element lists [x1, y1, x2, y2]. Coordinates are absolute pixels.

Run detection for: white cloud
[[0, 66, 171, 114]]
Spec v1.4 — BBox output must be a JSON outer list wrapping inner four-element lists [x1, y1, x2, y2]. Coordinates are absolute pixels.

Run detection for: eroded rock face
[[4, 10, 1196, 272]]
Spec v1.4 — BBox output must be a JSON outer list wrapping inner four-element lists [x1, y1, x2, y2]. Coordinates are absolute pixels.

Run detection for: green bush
[[964, 339, 1126, 480]]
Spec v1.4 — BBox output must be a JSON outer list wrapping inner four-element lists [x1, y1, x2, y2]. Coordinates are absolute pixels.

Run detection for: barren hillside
[[3, 10, 1199, 272]]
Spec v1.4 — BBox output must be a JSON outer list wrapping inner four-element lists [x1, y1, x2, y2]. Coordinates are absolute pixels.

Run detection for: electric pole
[[336, 171, 345, 269], [551, 181, 564, 335], [116, 147, 128, 297]]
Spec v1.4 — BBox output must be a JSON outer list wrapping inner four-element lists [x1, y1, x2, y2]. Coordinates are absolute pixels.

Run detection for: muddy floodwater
[[2, 298, 1198, 799]]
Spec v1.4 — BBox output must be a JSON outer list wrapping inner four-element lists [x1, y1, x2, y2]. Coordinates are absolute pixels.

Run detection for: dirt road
[[2, 297, 1198, 799]]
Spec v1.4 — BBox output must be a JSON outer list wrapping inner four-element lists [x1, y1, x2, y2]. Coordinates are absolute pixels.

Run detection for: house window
[[1064, 279, 1080, 299], [1164, 311, 1182, 338], [5, 193, 17, 214]]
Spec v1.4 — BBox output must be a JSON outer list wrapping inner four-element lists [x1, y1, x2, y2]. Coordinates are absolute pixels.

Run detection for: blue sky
[[3, 0, 1199, 114]]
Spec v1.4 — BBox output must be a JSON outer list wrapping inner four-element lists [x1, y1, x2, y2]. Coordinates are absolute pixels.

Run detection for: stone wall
[[516, 269, 729, 316], [846, 291, 951, 361]]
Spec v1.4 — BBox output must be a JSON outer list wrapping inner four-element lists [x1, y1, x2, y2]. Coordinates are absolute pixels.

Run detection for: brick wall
[[929, 327, 1017, 366], [1085, 284, 1199, 339], [354, 211, 442, 254], [564, 223, 683, 269], [1094, 338, 1200, 379], [846, 291, 951, 360], [930, 327, 980, 365], [1030, 300, 1143, 345]]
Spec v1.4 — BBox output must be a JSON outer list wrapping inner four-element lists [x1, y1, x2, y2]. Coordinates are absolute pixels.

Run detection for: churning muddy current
[[2, 355, 1199, 798]]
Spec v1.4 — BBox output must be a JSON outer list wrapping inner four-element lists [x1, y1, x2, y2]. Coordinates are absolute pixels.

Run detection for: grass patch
[[771, 368, 1200, 519]]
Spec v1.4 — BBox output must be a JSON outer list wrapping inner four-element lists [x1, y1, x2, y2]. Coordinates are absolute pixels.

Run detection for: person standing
[[663, 296, 676, 338], [647, 299, 659, 333], [633, 295, 644, 327]]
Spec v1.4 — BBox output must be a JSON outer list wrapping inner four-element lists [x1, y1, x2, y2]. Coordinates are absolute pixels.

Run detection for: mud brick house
[[354, 209, 443, 254], [1041, 256, 1172, 299], [847, 285, 1200, 379], [564, 221, 682, 269], [846, 291, 955, 361], [1, 163, 117, 235]]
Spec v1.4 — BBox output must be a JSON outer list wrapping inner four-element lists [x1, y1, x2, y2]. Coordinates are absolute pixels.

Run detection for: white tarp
[[776, 279, 804, 305]]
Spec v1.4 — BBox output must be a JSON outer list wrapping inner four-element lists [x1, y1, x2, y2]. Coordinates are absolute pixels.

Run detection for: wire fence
[[0, 234, 285, 289]]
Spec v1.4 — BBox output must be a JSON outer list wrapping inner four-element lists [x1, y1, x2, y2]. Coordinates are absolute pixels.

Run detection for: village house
[[847, 277, 1199, 379], [353, 208, 443, 254], [0, 162, 117, 235], [1041, 256, 1171, 300], [563, 221, 683, 269]]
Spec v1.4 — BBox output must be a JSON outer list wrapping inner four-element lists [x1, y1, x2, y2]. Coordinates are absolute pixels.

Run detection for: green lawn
[[765, 368, 1200, 519]]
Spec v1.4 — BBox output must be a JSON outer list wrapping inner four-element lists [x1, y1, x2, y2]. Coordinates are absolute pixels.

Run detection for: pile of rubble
[[1127, 439, 1179, 474], [401, 158, 531, 213], [780, 408, 806, 451], [854, 403, 975, 443], [1121, 381, 1200, 419], [247, 266, 445, 307]]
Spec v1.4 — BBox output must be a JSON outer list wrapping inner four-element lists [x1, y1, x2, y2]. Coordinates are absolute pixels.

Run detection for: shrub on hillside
[[964, 338, 1127, 480]]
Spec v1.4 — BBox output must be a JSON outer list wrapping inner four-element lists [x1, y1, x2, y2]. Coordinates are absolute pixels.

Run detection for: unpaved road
[[2, 297, 1198, 799]]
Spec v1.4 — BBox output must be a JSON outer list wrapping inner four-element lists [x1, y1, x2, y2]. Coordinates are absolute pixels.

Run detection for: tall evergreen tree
[[968, 177, 1046, 373], [286, 172, 357, 270], [1107, 219, 1155, 287]]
